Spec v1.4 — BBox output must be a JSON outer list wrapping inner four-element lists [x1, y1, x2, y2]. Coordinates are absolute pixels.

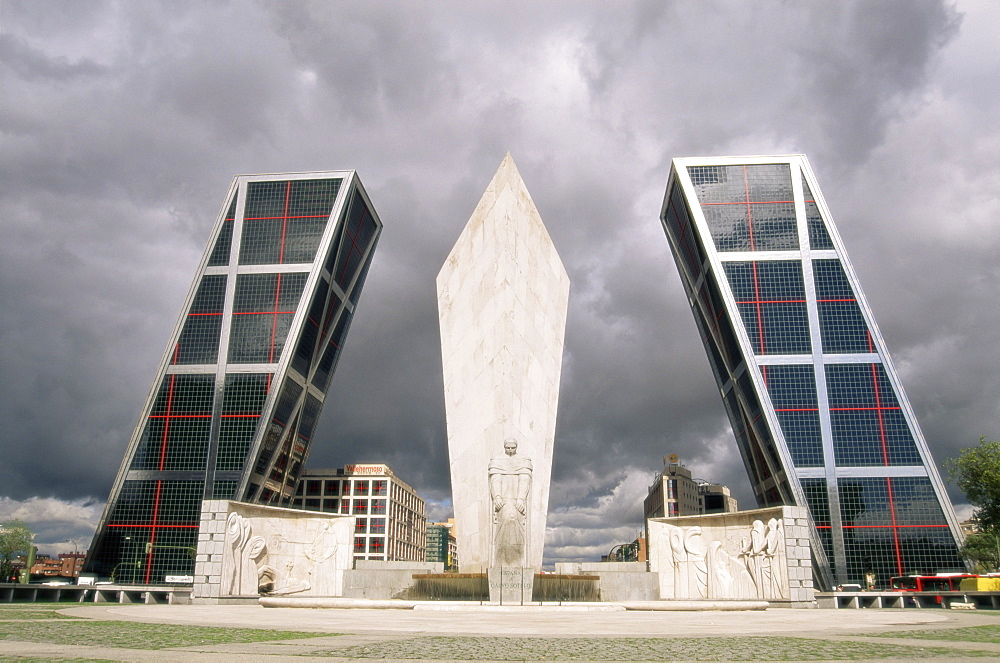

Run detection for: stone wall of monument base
[[343, 560, 445, 599], [192, 500, 353, 604], [649, 505, 814, 605], [192, 500, 231, 603], [554, 561, 659, 602]]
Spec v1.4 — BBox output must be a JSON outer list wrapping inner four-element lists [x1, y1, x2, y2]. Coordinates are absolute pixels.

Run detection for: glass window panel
[[724, 261, 810, 355], [241, 179, 340, 266], [208, 196, 237, 267], [803, 178, 834, 250], [132, 375, 214, 471], [228, 273, 308, 364], [694, 164, 797, 252], [333, 190, 377, 290]]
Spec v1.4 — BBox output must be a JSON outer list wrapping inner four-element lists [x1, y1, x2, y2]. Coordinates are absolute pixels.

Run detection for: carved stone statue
[[488, 438, 532, 567], [224, 512, 268, 595]]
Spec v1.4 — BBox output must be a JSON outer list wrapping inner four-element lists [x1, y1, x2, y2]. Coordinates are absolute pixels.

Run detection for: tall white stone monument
[[437, 153, 570, 573]]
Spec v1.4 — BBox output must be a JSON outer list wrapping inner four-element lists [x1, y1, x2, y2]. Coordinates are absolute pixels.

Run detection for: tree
[[946, 437, 1000, 530], [0, 519, 35, 582], [959, 531, 1000, 573], [946, 436, 1000, 571]]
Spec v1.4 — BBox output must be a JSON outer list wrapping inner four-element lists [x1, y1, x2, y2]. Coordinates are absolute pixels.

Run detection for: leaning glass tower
[[85, 171, 381, 583], [659, 155, 965, 588]]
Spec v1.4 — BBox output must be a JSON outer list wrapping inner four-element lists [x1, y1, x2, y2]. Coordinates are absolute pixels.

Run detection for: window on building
[[667, 479, 677, 499], [305, 498, 321, 510], [324, 480, 340, 496], [353, 499, 368, 514], [372, 480, 387, 496], [355, 517, 367, 534], [669, 502, 679, 517], [354, 480, 369, 496], [369, 537, 384, 554], [306, 480, 322, 496], [354, 537, 366, 553], [370, 518, 385, 534], [322, 499, 338, 513], [371, 499, 386, 515]]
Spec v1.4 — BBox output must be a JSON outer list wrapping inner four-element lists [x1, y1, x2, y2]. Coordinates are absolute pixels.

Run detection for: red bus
[[890, 575, 977, 592]]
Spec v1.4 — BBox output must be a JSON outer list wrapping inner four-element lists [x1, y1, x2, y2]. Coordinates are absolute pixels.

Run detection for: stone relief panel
[[218, 502, 352, 597], [649, 507, 798, 601]]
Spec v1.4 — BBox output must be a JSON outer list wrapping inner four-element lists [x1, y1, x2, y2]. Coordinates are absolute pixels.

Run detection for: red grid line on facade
[[833, 406, 900, 411], [809, 525, 945, 530], [743, 166, 756, 251], [751, 262, 765, 352], [668, 194, 700, 276], [737, 299, 807, 304], [243, 214, 327, 220], [106, 523, 199, 529], [842, 524, 949, 529], [148, 413, 257, 419], [887, 478, 905, 576], [269, 273, 283, 364], [773, 406, 901, 412], [278, 181, 291, 264], [701, 200, 796, 206], [144, 480, 163, 582], [158, 375, 176, 471]]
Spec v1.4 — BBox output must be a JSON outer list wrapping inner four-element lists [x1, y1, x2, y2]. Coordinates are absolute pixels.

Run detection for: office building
[[85, 172, 382, 583], [292, 464, 427, 562], [644, 461, 699, 519], [426, 520, 458, 569], [643, 458, 737, 520], [698, 482, 738, 515], [658, 155, 965, 587]]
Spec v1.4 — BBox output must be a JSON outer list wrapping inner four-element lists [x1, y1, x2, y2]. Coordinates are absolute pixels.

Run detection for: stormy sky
[[1, 0, 997, 565]]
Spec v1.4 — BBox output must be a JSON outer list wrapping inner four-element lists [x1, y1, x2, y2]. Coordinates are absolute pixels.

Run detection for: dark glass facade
[[659, 156, 965, 588], [85, 172, 382, 583]]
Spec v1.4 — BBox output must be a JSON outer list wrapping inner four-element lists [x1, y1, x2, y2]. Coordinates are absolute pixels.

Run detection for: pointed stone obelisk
[[437, 154, 570, 573]]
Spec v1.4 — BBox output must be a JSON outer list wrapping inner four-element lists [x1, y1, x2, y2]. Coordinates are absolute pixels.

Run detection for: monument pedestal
[[488, 567, 534, 605]]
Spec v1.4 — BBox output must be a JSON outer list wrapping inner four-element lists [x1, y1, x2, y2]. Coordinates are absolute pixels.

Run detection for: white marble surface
[[200, 501, 353, 598], [437, 153, 570, 572], [648, 506, 813, 602]]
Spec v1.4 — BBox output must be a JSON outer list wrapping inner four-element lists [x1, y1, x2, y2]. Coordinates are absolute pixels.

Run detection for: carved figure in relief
[[764, 518, 784, 598], [488, 438, 532, 566], [741, 519, 767, 598], [304, 522, 340, 595], [666, 525, 709, 598], [708, 541, 735, 598], [269, 558, 311, 595], [224, 512, 268, 595]]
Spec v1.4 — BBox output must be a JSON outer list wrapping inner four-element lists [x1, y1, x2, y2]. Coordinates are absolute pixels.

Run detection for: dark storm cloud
[[1, 0, 996, 561]]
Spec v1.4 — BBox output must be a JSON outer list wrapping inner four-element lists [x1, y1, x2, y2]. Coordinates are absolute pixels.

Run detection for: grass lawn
[[0, 609, 325, 650]]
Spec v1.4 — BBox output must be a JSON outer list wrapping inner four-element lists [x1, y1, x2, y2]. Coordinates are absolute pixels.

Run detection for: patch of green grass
[[1, 658, 113, 662], [0, 608, 72, 621], [0, 620, 325, 650], [868, 624, 1000, 644], [321, 635, 997, 660]]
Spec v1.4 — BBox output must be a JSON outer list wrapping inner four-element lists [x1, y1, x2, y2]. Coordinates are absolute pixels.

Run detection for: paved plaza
[[2, 603, 1000, 661]]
